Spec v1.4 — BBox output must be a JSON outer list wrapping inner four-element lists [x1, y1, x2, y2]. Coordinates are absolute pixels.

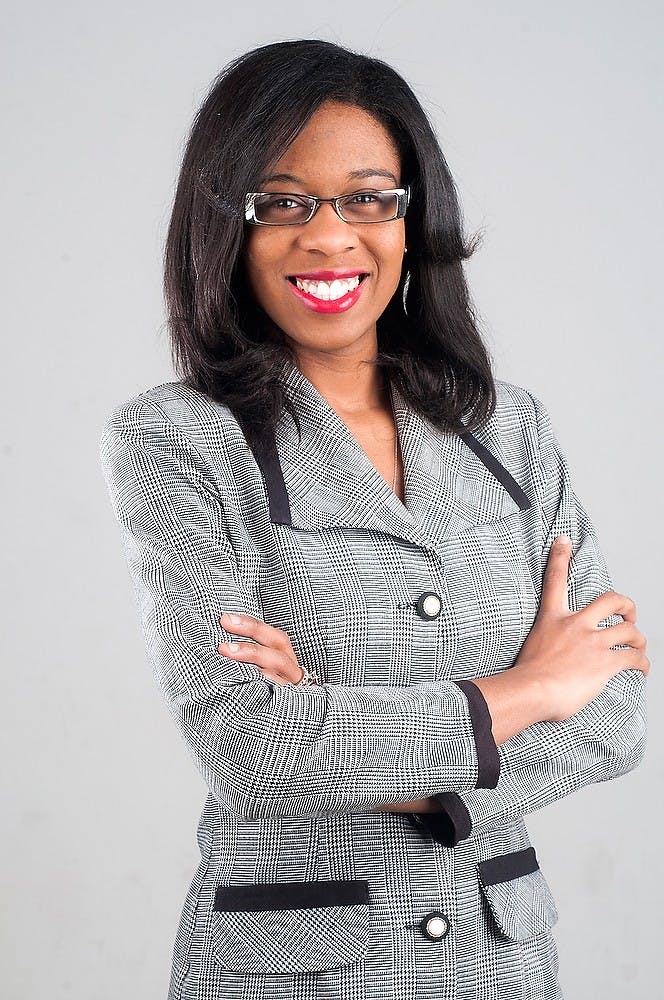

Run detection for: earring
[[404, 246, 408, 254], [402, 270, 410, 316]]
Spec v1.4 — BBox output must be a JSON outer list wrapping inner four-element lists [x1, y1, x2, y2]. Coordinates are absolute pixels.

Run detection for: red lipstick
[[286, 273, 368, 314]]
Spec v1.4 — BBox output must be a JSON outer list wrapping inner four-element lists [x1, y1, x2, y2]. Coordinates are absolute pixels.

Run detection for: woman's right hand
[[512, 535, 650, 723]]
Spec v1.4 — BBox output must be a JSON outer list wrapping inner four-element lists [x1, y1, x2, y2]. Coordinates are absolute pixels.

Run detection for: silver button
[[415, 591, 442, 620], [420, 911, 451, 940]]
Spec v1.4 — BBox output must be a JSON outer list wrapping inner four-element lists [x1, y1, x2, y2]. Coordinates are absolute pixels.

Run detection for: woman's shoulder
[[97, 381, 252, 493], [492, 377, 547, 423], [102, 379, 235, 427], [99, 379, 242, 448], [476, 378, 556, 474]]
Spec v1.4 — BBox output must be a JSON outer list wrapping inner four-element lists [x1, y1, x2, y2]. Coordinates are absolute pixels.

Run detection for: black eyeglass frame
[[244, 186, 411, 226]]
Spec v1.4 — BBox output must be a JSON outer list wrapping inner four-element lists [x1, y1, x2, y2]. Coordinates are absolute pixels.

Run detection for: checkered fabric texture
[[99, 356, 646, 999]]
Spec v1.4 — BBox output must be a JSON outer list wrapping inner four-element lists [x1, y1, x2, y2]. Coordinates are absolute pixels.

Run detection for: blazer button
[[420, 911, 451, 940], [415, 592, 442, 620]]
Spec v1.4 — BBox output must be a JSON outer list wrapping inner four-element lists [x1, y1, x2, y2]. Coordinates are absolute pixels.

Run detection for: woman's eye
[[349, 192, 379, 204], [253, 195, 311, 223], [269, 198, 299, 209]]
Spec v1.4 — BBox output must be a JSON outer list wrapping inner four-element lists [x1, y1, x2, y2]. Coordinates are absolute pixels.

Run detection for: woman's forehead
[[263, 103, 401, 184]]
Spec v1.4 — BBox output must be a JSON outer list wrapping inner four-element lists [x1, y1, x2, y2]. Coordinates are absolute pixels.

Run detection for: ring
[[298, 664, 319, 685]]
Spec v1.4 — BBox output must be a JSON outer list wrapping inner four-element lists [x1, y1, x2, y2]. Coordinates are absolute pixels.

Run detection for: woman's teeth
[[293, 275, 362, 300]]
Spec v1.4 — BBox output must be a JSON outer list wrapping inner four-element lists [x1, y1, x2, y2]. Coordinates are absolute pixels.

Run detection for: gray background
[[3, 2, 662, 997]]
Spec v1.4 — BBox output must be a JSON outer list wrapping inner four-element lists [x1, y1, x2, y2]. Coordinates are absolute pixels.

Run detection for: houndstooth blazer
[[99, 354, 646, 1000]]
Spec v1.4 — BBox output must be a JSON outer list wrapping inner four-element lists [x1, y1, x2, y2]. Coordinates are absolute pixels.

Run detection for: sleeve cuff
[[431, 792, 473, 846], [453, 679, 500, 788], [405, 793, 472, 847]]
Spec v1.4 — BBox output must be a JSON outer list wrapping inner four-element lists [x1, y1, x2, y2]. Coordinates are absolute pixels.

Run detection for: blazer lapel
[[269, 357, 527, 554]]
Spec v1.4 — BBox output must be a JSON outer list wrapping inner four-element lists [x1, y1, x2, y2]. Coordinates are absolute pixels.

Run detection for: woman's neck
[[292, 351, 389, 417]]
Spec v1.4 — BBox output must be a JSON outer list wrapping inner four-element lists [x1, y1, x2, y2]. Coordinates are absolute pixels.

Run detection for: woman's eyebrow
[[261, 168, 399, 186]]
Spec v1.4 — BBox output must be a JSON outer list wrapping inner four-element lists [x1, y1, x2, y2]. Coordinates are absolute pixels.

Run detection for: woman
[[99, 39, 649, 1000]]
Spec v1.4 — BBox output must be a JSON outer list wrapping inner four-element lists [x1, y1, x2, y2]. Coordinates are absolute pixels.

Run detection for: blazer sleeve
[[409, 390, 647, 847], [99, 395, 500, 822]]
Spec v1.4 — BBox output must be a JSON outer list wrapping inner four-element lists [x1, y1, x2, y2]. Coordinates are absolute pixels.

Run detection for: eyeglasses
[[244, 186, 410, 226]]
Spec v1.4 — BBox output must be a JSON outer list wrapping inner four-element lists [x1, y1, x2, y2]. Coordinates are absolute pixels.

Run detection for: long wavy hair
[[164, 38, 495, 454]]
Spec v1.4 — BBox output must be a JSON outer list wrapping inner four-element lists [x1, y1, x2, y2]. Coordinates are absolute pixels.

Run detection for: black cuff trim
[[428, 792, 473, 846], [405, 795, 472, 847], [478, 847, 539, 886], [454, 679, 500, 788]]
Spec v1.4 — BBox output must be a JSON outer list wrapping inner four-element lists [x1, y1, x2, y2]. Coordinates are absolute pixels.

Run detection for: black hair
[[163, 38, 495, 453]]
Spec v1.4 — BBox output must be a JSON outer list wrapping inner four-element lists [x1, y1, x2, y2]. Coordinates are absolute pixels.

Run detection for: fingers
[[540, 541, 639, 633], [539, 535, 573, 614], [218, 611, 303, 684], [578, 590, 638, 625], [602, 620, 647, 651], [579, 618, 650, 677], [611, 649, 650, 676], [218, 637, 298, 681], [602, 620, 650, 676], [220, 612, 293, 651]]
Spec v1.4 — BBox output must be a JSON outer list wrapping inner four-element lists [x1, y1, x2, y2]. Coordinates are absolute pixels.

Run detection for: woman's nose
[[295, 202, 360, 254]]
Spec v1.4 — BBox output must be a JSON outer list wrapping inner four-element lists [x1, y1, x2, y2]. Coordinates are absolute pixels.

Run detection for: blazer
[[99, 354, 647, 1000]]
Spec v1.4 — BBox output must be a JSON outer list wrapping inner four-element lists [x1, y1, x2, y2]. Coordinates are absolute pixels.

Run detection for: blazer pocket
[[477, 847, 559, 942], [211, 878, 370, 973]]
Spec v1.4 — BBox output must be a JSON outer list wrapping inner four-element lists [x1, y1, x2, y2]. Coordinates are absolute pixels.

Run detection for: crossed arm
[[99, 397, 502, 820], [405, 391, 647, 845], [99, 391, 646, 829]]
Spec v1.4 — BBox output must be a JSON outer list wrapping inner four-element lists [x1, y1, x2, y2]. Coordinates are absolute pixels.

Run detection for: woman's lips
[[286, 274, 368, 314]]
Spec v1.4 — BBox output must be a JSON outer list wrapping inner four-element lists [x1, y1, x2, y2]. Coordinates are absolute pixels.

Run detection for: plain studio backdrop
[[3, 2, 662, 997]]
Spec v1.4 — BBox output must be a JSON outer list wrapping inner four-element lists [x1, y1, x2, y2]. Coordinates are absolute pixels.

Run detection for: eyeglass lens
[[252, 191, 400, 225]]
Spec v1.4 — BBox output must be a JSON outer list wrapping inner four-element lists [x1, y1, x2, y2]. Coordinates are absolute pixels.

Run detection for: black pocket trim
[[214, 878, 370, 912], [478, 847, 539, 886]]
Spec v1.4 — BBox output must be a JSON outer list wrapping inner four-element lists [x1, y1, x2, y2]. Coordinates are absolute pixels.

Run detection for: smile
[[286, 273, 369, 314]]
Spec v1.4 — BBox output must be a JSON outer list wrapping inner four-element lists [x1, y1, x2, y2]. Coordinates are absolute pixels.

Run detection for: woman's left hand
[[218, 612, 309, 684]]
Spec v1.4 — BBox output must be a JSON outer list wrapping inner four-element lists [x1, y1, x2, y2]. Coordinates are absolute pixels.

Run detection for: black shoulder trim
[[459, 431, 531, 511], [251, 434, 292, 525], [231, 413, 292, 526]]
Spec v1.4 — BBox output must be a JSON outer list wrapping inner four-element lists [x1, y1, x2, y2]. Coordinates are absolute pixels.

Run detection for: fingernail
[[220, 613, 242, 625], [556, 535, 571, 546], [219, 641, 239, 652]]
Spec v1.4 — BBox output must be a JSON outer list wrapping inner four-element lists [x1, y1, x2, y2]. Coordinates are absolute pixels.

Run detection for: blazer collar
[[267, 356, 527, 553]]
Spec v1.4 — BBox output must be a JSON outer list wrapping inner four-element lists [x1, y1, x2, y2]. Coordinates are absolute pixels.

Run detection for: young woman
[[99, 38, 649, 1000]]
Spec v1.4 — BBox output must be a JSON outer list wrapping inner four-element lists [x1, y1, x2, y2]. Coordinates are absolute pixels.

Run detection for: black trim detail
[[431, 792, 473, 846], [454, 680, 500, 788], [478, 847, 539, 886], [214, 878, 369, 912], [252, 436, 292, 525], [406, 794, 472, 847], [459, 431, 531, 511], [232, 415, 292, 526], [242, 420, 529, 526]]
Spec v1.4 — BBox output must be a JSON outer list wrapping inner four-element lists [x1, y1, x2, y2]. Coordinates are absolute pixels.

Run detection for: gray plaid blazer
[[99, 355, 646, 1000]]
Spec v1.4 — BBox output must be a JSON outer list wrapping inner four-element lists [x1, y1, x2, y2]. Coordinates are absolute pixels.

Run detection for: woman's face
[[242, 101, 406, 365]]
